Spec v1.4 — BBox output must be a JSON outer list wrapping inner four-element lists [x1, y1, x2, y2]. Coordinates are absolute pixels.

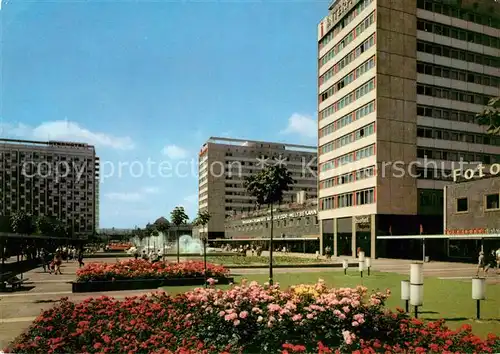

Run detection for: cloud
[[104, 192, 143, 202], [281, 113, 316, 139], [142, 187, 160, 194], [104, 187, 161, 202], [162, 144, 189, 159], [0, 120, 134, 150]]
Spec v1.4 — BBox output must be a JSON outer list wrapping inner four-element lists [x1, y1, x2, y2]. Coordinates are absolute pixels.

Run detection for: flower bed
[[8, 280, 500, 354], [76, 259, 229, 282], [72, 259, 233, 292]]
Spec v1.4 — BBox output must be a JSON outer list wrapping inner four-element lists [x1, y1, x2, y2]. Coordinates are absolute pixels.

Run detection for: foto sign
[[452, 163, 500, 182]]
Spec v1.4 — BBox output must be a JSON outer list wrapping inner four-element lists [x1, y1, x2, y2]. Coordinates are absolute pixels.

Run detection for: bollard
[[342, 259, 348, 275], [472, 277, 486, 320], [401, 280, 410, 313], [410, 263, 424, 318]]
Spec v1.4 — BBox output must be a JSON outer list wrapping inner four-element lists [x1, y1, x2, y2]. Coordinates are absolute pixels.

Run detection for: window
[[485, 194, 500, 210], [456, 198, 468, 212], [416, 40, 500, 68]]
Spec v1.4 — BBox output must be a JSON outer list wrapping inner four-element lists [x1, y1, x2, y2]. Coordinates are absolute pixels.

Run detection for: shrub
[[75, 259, 229, 282], [7, 280, 499, 354]]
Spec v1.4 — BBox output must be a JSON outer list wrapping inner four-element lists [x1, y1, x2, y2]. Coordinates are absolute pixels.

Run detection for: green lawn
[[161, 271, 500, 337]]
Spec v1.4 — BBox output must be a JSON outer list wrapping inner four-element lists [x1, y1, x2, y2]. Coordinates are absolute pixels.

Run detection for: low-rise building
[[445, 175, 500, 233], [443, 176, 500, 260], [223, 196, 320, 253]]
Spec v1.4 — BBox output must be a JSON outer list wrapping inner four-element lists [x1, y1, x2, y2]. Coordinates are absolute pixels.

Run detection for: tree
[[145, 222, 158, 237], [193, 210, 211, 232], [193, 210, 211, 287], [476, 97, 500, 135], [170, 206, 189, 263], [193, 210, 211, 242], [10, 211, 36, 235], [35, 215, 54, 236], [52, 220, 68, 238], [244, 164, 295, 285]]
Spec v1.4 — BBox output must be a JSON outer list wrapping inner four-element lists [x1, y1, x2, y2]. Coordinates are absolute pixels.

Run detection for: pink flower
[[268, 304, 281, 312], [239, 311, 248, 319], [352, 321, 359, 327], [306, 313, 314, 319], [342, 330, 353, 345], [233, 319, 240, 326], [292, 314, 303, 322]]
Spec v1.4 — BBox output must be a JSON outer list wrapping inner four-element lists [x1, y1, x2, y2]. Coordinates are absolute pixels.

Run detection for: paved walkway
[[0, 256, 498, 349]]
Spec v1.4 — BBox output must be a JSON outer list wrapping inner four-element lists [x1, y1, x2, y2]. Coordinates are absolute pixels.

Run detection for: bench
[[8, 276, 30, 290], [1, 272, 29, 291], [0, 272, 13, 290]]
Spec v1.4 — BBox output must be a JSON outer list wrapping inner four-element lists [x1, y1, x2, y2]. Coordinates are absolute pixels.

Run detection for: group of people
[[221, 244, 264, 256], [41, 247, 85, 275], [134, 249, 162, 263], [476, 247, 500, 276]]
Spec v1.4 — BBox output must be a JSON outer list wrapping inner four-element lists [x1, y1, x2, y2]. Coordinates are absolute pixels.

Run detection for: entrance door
[[337, 233, 352, 256], [356, 232, 371, 257]]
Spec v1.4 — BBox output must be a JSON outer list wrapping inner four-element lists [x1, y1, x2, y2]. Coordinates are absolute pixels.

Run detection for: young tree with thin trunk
[[244, 164, 295, 285], [170, 206, 189, 263]]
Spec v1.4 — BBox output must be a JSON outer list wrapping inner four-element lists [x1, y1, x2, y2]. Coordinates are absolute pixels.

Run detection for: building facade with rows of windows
[[0, 138, 100, 237], [317, 0, 500, 259], [224, 197, 320, 253], [198, 137, 317, 239]]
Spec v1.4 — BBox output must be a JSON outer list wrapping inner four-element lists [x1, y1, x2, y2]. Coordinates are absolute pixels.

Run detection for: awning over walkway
[[212, 237, 319, 242], [377, 233, 500, 240]]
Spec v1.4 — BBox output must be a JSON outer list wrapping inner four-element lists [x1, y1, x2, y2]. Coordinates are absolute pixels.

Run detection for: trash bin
[[424, 256, 430, 263]]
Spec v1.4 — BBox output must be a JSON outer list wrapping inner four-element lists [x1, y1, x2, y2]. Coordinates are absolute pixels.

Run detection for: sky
[[0, 0, 327, 228]]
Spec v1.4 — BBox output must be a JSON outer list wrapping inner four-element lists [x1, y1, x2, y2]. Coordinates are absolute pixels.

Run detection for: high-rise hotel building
[[317, 0, 500, 258], [198, 137, 317, 239], [0, 138, 100, 237]]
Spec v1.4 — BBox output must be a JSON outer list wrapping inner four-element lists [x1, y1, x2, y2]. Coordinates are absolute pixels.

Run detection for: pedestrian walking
[[476, 251, 486, 276], [53, 252, 63, 275], [496, 247, 500, 273], [483, 250, 497, 276], [77, 249, 85, 268]]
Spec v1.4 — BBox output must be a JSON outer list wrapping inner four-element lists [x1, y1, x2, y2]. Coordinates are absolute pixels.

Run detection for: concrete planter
[[72, 276, 234, 293]]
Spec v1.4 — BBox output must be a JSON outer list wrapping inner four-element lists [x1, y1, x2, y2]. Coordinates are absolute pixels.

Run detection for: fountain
[[131, 232, 170, 254], [131, 233, 214, 255], [177, 235, 203, 254]]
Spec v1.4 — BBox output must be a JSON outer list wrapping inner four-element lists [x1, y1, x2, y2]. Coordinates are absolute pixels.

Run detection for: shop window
[[485, 194, 500, 210], [456, 198, 468, 212]]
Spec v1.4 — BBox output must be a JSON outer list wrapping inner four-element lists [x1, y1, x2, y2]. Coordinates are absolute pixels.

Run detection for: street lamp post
[[203, 227, 208, 288]]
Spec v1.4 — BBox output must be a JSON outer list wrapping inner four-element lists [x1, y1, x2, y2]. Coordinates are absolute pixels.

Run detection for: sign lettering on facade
[[240, 209, 317, 225], [325, 0, 356, 32], [354, 215, 370, 224], [452, 163, 500, 182], [354, 215, 371, 231]]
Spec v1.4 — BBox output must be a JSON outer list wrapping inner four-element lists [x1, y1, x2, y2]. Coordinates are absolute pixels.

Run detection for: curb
[[228, 263, 358, 269]]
